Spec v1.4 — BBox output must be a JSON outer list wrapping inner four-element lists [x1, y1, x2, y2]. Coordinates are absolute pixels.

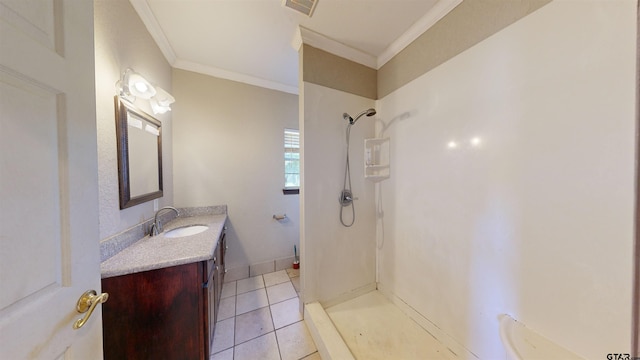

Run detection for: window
[[284, 128, 299, 194]]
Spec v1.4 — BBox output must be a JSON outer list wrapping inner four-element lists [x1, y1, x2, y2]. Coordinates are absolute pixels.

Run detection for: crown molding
[[294, 0, 461, 70], [174, 59, 299, 95], [130, 0, 297, 94], [377, 0, 463, 68], [298, 26, 377, 69], [130, 0, 461, 93], [291, 27, 303, 52], [129, 0, 177, 65]]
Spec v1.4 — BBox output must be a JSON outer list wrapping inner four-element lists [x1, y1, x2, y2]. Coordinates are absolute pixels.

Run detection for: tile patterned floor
[[211, 268, 319, 360]]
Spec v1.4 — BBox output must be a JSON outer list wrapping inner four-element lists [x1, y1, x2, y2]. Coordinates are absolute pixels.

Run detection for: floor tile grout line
[[235, 275, 274, 358], [232, 279, 238, 358], [279, 277, 296, 359], [211, 271, 302, 360], [235, 275, 265, 296], [231, 329, 276, 349], [264, 275, 279, 359], [233, 276, 296, 359], [232, 296, 300, 329], [269, 284, 283, 360]]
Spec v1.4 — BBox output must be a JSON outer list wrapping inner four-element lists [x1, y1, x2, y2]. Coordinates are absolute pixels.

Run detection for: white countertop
[[101, 214, 227, 278]]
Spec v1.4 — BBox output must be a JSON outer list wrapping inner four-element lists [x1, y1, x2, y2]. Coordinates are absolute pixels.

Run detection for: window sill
[[282, 188, 299, 195]]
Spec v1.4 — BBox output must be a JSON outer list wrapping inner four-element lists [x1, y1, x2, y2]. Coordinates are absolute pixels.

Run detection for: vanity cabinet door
[[216, 230, 227, 303], [101, 262, 207, 360], [205, 258, 217, 354], [207, 228, 226, 352], [220, 230, 227, 283]]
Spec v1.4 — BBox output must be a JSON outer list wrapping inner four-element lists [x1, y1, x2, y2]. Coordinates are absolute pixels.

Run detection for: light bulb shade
[[126, 71, 156, 99], [150, 86, 174, 114], [150, 98, 171, 114], [153, 86, 175, 106], [117, 69, 156, 100], [116, 79, 135, 103]]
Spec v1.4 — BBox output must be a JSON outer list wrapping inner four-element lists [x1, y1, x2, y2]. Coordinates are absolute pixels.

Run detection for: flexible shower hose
[[340, 124, 356, 227]]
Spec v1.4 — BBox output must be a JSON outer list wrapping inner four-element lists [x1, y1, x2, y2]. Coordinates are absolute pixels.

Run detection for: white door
[[0, 0, 103, 359]]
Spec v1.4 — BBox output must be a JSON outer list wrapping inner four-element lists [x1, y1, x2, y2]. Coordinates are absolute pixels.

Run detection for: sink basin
[[164, 225, 209, 238]]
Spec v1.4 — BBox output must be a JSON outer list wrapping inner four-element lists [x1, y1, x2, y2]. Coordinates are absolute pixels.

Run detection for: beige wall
[[172, 69, 299, 269], [302, 45, 377, 100], [94, 0, 173, 240], [376, 1, 635, 357]]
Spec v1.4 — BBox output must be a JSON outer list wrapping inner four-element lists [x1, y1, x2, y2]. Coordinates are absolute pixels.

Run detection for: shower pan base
[[305, 290, 463, 359]]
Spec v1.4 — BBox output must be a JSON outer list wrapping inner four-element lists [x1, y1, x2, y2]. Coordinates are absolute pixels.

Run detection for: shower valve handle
[[339, 190, 357, 206]]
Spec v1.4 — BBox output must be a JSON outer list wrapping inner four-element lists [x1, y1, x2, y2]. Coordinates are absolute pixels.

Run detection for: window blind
[[284, 128, 300, 189]]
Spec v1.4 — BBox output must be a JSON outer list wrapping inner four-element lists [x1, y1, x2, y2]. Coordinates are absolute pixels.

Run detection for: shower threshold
[[304, 290, 462, 359]]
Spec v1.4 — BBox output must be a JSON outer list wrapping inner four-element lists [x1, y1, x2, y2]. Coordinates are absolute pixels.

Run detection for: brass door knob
[[73, 290, 109, 329]]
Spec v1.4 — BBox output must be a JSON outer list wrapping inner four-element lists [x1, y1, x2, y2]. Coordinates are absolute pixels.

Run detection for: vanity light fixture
[[149, 86, 175, 114], [127, 71, 155, 99], [116, 68, 175, 114], [117, 68, 155, 101]]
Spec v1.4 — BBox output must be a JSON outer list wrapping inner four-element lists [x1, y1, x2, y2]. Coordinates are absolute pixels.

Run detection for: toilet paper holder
[[272, 214, 287, 221]]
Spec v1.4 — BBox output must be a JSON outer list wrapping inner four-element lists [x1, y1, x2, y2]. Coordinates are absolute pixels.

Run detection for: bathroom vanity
[[100, 213, 227, 359]]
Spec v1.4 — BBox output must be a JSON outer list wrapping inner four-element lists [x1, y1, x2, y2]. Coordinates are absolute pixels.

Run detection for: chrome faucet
[[150, 206, 179, 236]]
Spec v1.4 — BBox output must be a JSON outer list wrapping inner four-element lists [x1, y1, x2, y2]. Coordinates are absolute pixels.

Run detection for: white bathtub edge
[[498, 314, 523, 360], [304, 302, 355, 360], [498, 314, 585, 360]]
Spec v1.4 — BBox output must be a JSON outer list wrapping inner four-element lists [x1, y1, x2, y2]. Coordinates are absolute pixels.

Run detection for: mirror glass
[[115, 97, 163, 209]]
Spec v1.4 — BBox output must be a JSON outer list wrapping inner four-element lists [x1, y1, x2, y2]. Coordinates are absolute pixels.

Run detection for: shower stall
[[300, 94, 472, 359], [298, 84, 458, 358]]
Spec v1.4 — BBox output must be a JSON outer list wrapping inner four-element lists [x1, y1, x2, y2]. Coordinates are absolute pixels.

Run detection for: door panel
[[0, 72, 65, 310], [0, 0, 60, 52], [0, 0, 101, 358]]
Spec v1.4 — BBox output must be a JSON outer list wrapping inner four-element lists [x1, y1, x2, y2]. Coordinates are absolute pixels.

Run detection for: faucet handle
[[149, 223, 158, 236]]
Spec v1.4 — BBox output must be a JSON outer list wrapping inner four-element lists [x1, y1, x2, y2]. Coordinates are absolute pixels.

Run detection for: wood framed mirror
[[115, 96, 163, 209]]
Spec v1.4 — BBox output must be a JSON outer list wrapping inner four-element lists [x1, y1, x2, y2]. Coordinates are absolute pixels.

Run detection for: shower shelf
[[364, 138, 390, 181]]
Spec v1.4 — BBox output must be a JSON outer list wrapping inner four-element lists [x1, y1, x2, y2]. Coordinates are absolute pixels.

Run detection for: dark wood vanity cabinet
[[205, 230, 226, 352], [102, 229, 226, 360]]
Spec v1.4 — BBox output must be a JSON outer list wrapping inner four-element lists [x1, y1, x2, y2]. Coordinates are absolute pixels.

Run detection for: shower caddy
[[364, 137, 390, 181]]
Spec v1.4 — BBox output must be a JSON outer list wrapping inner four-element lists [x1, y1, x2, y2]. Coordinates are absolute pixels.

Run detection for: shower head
[[344, 108, 376, 125], [363, 108, 377, 117]]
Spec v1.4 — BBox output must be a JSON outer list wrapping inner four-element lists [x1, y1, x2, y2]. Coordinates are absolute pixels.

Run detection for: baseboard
[[225, 255, 297, 282], [319, 282, 377, 309]]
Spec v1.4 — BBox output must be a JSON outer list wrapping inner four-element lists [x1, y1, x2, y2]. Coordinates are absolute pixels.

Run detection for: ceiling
[[130, 0, 462, 94]]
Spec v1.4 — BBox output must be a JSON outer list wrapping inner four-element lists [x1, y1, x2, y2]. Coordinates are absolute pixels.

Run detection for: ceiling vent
[[282, 0, 318, 17]]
